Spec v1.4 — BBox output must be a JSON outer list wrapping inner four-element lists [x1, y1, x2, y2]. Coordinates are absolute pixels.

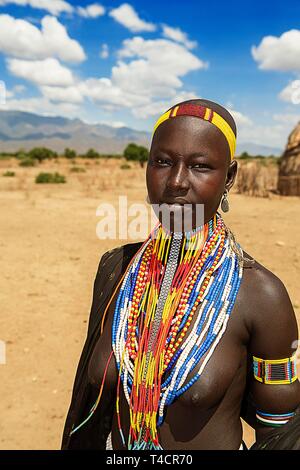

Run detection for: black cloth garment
[[250, 405, 300, 450], [61, 242, 142, 450]]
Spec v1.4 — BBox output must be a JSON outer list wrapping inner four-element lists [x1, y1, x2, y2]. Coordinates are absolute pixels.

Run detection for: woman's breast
[[173, 331, 245, 409], [87, 296, 247, 412], [160, 296, 247, 410]]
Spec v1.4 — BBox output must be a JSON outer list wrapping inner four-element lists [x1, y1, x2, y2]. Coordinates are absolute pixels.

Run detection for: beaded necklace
[[112, 212, 243, 450]]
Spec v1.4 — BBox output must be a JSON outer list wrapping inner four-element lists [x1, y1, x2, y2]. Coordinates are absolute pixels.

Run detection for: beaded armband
[[253, 354, 297, 384], [256, 410, 295, 427]]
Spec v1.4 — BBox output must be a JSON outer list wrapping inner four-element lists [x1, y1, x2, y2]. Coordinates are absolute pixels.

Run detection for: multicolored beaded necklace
[[69, 212, 243, 448], [111, 212, 243, 450]]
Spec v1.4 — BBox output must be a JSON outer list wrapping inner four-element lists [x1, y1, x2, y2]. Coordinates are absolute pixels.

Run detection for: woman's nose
[[166, 163, 190, 193]]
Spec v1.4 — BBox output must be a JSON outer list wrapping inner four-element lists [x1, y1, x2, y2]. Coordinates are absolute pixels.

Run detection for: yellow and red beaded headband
[[153, 103, 236, 160]]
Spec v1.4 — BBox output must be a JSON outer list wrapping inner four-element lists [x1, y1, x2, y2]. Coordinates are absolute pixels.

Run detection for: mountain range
[[0, 110, 150, 154], [0, 110, 283, 156]]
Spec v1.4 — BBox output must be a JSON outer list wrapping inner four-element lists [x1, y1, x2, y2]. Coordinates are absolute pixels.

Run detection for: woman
[[61, 99, 300, 450]]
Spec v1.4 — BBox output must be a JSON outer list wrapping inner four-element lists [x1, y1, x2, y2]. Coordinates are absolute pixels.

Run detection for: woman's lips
[[160, 199, 191, 206], [160, 201, 193, 213]]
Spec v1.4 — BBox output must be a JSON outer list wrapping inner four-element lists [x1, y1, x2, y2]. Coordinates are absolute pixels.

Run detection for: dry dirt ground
[[0, 158, 299, 450]]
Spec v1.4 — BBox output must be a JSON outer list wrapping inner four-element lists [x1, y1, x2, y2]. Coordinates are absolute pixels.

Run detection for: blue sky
[[0, 0, 300, 149]]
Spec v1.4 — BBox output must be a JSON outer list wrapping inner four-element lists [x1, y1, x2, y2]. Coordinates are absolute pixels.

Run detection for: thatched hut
[[236, 159, 279, 197], [278, 122, 300, 196]]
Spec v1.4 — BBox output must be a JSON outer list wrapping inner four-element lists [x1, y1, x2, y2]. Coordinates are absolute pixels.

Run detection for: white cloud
[[40, 84, 83, 103], [0, 14, 86, 63], [7, 57, 74, 86], [161, 24, 197, 50], [118, 37, 206, 72], [39, 81, 194, 116], [69, 37, 206, 117], [99, 120, 126, 128], [100, 43, 109, 59], [237, 123, 287, 148], [210, 108, 292, 148], [0, 0, 107, 18], [109, 3, 156, 32], [229, 110, 253, 127], [5, 89, 14, 99], [4, 83, 27, 99], [78, 77, 147, 107], [273, 113, 300, 127], [252, 29, 300, 72], [115, 37, 207, 97], [0, 95, 79, 116], [112, 59, 182, 98], [132, 91, 198, 119], [77, 3, 105, 18], [0, 0, 73, 15], [13, 84, 26, 93], [0, 28, 208, 123], [233, 111, 299, 149], [279, 79, 300, 105], [48, 37, 205, 114]]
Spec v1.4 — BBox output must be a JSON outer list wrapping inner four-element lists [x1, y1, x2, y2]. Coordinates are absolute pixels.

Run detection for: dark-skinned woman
[[61, 99, 300, 451]]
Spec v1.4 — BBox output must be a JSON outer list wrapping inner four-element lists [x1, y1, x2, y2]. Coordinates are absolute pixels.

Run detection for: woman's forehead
[[151, 115, 230, 162]]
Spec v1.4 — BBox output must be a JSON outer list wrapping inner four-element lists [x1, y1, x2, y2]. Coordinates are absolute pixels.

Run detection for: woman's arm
[[244, 266, 300, 446]]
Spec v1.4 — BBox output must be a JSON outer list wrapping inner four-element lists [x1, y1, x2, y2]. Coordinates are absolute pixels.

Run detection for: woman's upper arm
[[247, 267, 300, 438]]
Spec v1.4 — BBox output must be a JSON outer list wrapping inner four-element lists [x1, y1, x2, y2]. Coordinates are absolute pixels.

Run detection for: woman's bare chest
[[87, 286, 248, 411]]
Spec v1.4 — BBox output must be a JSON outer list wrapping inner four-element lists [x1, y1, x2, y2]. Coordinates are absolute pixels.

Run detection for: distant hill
[[0, 110, 151, 154], [0, 110, 283, 156], [236, 142, 282, 157]]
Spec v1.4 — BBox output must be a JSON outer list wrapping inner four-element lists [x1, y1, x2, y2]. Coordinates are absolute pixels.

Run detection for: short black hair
[[167, 98, 237, 137]]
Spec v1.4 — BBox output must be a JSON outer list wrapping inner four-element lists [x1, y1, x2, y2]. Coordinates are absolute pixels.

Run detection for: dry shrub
[[236, 160, 279, 197]]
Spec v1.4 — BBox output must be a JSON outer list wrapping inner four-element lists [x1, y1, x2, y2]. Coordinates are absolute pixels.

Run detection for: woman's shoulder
[[240, 250, 296, 338], [241, 249, 291, 304], [100, 240, 144, 265], [241, 249, 286, 291]]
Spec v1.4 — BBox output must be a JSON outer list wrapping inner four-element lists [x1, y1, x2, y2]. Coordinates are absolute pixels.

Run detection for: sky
[[0, 0, 300, 150]]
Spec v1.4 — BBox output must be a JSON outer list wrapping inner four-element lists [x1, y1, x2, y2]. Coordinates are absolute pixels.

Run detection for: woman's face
[[146, 116, 237, 229]]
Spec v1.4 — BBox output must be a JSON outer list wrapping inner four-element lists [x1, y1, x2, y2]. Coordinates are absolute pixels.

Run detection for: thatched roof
[[278, 121, 300, 195], [236, 160, 278, 197]]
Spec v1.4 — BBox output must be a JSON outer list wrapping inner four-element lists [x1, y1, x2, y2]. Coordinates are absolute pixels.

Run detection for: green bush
[[3, 171, 15, 177], [124, 143, 149, 167], [70, 166, 86, 173], [237, 152, 251, 160], [16, 151, 28, 160], [19, 158, 36, 167], [35, 172, 66, 184], [64, 148, 77, 159], [29, 147, 58, 163], [120, 163, 131, 169], [84, 148, 100, 159]]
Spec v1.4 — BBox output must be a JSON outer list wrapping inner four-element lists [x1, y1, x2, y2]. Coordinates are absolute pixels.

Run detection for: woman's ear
[[225, 159, 238, 192]]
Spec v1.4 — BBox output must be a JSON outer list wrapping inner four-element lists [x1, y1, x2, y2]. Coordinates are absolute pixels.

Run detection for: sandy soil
[[0, 157, 299, 450]]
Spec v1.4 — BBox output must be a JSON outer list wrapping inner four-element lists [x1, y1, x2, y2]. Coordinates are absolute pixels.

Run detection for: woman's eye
[[191, 163, 210, 170], [155, 158, 171, 165]]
